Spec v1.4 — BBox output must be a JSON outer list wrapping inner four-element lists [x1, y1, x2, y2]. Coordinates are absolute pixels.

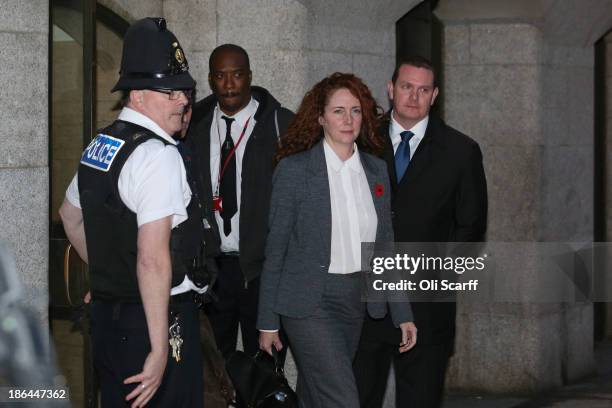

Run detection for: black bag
[[226, 348, 298, 408]]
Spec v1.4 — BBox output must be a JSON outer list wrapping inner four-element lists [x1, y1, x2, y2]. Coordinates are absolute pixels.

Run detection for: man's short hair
[[209, 44, 250, 71], [392, 55, 437, 86], [120, 90, 131, 107]]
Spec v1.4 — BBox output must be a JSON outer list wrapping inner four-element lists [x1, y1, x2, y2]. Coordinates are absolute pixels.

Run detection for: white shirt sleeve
[[118, 139, 192, 228], [65, 173, 81, 208], [63, 139, 191, 228]]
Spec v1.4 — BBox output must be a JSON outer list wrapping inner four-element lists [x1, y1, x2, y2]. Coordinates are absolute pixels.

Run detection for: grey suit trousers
[[281, 272, 365, 408]]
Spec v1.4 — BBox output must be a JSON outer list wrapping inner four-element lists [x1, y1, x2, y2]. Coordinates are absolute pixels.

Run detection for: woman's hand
[[259, 331, 283, 356], [399, 322, 417, 353]]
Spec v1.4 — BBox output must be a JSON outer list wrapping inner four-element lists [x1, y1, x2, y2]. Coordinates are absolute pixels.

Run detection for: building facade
[[2, 0, 612, 398]]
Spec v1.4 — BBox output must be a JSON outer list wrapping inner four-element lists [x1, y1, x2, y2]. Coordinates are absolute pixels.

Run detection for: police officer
[[59, 18, 209, 407]]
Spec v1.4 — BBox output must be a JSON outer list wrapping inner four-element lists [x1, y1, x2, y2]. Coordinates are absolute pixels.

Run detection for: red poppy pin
[[375, 183, 384, 197]]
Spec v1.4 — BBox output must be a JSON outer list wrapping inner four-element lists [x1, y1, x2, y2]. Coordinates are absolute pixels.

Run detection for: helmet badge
[[175, 48, 185, 65]]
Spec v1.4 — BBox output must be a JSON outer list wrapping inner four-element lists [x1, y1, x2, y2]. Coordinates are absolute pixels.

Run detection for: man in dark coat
[[186, 44, 294, 359], [354, 55, 488, 408]]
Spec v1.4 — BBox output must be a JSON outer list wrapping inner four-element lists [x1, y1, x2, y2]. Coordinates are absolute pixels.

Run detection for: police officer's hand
[[259, 330, 283, 356], [123, 348, 167, 407]]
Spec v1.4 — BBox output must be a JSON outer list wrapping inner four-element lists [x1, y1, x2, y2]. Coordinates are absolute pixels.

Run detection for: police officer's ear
[[125, 90, 145, 109]]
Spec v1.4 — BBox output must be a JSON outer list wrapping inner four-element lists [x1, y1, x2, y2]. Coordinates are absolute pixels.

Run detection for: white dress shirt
[[389, 113, 429, 157], [324, 140, 377, 274], [209, 98, 259, 253]]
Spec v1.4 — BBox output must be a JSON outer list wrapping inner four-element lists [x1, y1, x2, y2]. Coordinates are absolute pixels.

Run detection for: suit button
[[391, 211, 395, 219]]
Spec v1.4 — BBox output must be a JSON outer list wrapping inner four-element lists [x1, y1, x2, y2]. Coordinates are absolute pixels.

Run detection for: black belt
[[96, 292, 197, 305], [170, 291, 195, 304], [218, 251, 240, 258], [94, 293, 199, 321]]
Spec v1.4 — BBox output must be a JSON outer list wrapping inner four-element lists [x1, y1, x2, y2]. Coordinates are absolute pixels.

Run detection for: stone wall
[[438, 14, 595, 393], [98, 0, 163, 24], [162, 0, 416, 111], [540, 41, 595, 384], [0, 1, 49, 332]]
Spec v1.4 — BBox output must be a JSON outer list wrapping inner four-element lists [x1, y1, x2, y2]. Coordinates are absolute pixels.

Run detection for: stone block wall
[[162, 0, 417, 111], [440, 19, 595, 393], [98, 0, 162, 25], [0, 0, 49, 332], [539, 42, 595, 385]]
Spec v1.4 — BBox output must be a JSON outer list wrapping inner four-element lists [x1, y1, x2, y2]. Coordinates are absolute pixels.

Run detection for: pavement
[[52, 319, 612, 407], [444, 340, 612, 408]]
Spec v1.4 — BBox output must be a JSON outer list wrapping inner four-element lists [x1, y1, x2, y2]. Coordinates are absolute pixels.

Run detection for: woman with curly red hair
[[257, 73, 416, 407], [274, 72, 384, 161]]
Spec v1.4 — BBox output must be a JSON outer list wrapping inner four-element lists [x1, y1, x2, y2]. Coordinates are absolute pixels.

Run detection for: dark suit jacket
[[257, 141, 413, 331], [186, 86, 294, 282], [378, 113, 488, 345]]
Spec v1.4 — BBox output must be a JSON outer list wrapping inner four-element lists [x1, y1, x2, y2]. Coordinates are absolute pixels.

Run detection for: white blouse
[[323, 140, 378, 274]]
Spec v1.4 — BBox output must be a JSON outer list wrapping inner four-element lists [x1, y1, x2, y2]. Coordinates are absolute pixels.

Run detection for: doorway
[[395, 0, 443, 115], [49, 1, 128, 406], [594, 29, 611, 342]]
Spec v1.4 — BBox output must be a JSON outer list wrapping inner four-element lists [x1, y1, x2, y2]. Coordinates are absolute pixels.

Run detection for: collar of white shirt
[[214, 97, 259, 132], [389, 112, 429, 148], [323, 139, 362, 174], [118, 107, 177, 145]]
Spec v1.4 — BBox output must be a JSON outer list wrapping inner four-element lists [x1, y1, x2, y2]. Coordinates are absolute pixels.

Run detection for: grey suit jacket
[[257, 140, 413, 330]]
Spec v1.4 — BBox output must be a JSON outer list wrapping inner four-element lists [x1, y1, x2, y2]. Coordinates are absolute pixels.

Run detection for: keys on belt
[[169, 313, 183, 363]]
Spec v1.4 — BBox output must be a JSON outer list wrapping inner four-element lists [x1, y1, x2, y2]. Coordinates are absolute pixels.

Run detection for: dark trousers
[[91, 300, 203, 407], [354, 316, 453, 408], [205, 255, 260, 358]]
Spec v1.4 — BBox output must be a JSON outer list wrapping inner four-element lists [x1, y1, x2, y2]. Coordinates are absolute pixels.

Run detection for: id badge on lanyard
[[212, 196, 223, 212]]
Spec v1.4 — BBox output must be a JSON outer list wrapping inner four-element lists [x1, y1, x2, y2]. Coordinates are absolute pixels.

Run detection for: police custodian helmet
[[111, 17, 195, 92]]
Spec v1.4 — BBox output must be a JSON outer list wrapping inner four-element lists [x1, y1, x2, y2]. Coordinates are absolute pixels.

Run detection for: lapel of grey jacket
[[360, 152, 384, 242], [307, 141, 332, 263]]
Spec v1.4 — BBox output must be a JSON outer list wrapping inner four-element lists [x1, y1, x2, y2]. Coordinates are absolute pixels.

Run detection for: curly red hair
[[276, 72, 384, 162]]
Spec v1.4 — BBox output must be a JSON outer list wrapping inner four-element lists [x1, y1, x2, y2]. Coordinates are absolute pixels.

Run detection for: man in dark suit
[[186, 44, 294, 358], [353, 56, 488, 407]]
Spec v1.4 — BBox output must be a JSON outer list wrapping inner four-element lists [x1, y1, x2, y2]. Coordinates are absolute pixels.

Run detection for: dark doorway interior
[[395, 0, 443, 115], [49, 2, 128, 406], [594, 31, 609, 342]]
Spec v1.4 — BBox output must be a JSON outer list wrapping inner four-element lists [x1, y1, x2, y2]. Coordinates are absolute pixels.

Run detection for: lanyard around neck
[[215, 115, 252, 195]]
